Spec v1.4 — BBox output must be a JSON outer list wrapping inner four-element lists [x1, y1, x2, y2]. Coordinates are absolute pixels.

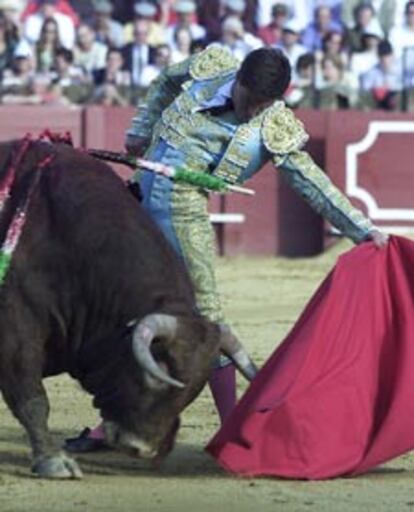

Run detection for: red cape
[[207, 236, 414, 479]]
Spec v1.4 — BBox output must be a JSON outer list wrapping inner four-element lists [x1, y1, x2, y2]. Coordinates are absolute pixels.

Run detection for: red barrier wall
[[83, 106, 135, 180], [325, 111, 414, 231], [0, 106, 83, 145]]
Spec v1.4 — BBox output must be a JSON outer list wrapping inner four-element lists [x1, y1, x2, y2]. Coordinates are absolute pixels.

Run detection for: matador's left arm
[[262, 104, 375, 244]]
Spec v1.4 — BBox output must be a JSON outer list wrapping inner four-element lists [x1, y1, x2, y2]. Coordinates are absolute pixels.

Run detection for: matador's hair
[[237, 48, 292, 100]]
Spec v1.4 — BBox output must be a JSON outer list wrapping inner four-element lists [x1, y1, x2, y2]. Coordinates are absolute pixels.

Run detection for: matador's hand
[[366, 229, 389, 248]]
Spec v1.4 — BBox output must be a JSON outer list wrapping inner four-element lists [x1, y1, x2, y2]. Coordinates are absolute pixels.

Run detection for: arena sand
[[1, 238, 414, 512]]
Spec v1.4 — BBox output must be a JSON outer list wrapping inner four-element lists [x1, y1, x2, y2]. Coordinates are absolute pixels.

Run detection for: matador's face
[[231, 80, 274, 123]]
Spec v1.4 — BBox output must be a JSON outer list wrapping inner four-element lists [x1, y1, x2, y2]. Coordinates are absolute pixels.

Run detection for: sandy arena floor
[[1, 238, 413, 512]]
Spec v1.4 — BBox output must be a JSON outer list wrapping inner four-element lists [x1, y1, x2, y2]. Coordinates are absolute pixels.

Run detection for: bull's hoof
[[32, 452, 83, 479]]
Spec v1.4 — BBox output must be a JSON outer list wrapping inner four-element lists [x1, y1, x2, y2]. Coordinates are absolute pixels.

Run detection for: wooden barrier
[[0, 106, 83, 145], [325, 111, 414, 233], [82, 106, 135, 180]]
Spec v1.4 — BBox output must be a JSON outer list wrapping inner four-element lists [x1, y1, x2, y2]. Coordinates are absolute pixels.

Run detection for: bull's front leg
[[1, 379, 82, 479]]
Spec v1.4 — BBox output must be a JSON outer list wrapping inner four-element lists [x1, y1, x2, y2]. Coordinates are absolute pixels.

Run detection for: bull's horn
[[132, 314, 185, 389], [219, 324, 258, 381]]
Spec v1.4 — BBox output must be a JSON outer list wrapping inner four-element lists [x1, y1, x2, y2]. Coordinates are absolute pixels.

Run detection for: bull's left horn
[[219, 324, 258, 381], [132, 314, 185, 389]]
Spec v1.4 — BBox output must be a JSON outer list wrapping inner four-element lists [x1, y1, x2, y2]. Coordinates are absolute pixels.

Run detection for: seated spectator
[[346, 2, 377, 53], [221, 0, 263, 49], [2, 72, 71, 105], [349, 19, 383, 80], [124, 2, 167, 47], [171, 25, 192, 63], [52, 47, 91, 103], [90, 82, 129, 106], [21, 0, 79, 26], [93, 47, 131, 87], [360, 40, 402, 110], [166, 1, 206, 48], [2, 45, 35, 93], [319, 30, 349, 68], [0, 11, 18, 80], [35, 17, 63, 74], [342, 0, 397, 38], [257, 3, 289, 46], [275, 19, 307, 79], [140, 43, 171, 88], [315, 54, 359, 109], [190, 38, 207, 54], [100, 0, 134, 24], [389, 0, 414, 59], [295, 51, 316, 86], [195, 0, 221, 42], [64, 0, 95, 23], [24, 0, 76, 49], [53, 47, 85, 86], [307, 0, 343, 25], [0, 0, 25, 29], [227, 0, 259, 34], [222, 0, 249, 25], [256, 0, 310, 32], [74, 24, 108, 74], [220, 16, 255, 60], [284, 52, 316, 108], [122, 18, 156, 87], [301, 5, 343, 52], [91, 0, 124, 49]]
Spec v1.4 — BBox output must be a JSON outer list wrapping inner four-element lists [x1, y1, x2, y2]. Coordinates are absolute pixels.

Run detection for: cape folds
[[207, 236, 414, 479]]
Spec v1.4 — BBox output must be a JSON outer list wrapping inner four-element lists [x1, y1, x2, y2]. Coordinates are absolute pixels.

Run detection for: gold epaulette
[[190, 44, 239, 81], [261, 102, 309, 155]]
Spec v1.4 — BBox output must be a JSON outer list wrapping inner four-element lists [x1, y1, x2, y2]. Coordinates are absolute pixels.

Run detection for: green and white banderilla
[[87, 149, 255, 196]]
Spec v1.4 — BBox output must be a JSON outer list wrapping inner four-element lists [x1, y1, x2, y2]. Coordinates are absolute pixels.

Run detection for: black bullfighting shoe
[[64, 428, 109, 453]]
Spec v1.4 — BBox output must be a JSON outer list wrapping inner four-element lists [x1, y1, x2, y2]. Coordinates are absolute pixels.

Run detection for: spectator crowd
[[0, 0, 414, 111]]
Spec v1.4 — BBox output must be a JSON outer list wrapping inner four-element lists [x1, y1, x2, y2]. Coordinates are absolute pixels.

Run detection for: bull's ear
[[219, 324, 258, 381]]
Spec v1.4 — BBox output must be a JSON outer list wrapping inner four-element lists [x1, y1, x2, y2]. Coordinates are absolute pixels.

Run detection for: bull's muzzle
[[103, 421, 157, 459]]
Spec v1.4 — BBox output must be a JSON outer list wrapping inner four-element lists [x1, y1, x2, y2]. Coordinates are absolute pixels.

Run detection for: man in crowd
[[122, 18, 156, 88]]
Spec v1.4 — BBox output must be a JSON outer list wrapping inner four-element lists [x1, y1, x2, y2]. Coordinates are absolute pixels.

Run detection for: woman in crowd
[[171, 25, 192, 63], [0, 11, 18, 79], [35, 17, 63, 73]]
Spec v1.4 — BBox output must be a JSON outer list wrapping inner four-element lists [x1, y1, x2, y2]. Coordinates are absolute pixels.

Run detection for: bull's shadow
[[0, 425, 225, 479], [74, 442, 225, 478]]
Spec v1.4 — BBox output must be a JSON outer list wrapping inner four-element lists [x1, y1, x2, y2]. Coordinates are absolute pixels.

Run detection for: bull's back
[[0, 140, 195, 324]]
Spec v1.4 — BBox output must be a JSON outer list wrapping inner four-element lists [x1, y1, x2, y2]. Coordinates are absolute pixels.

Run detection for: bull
[[0, 139, 255, 479]]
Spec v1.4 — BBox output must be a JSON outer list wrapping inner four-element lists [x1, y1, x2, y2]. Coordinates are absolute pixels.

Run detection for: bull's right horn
[[132, 314, 185, 389], [219, 324, 258, 381]]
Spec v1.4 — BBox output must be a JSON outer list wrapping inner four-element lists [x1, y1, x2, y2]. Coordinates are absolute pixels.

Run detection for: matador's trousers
[[138, 141, 225, 331]]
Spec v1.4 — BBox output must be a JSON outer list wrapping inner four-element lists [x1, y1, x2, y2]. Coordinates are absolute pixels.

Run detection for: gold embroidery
[[171, 187, 224, 323], [190, 44, 239, 81], [213, 123, 258, 183], [262, 102, 309, 155]]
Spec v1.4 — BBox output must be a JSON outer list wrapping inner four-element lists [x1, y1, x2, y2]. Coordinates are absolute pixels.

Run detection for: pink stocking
[[209, 364, 236, 424], [88, 423, 105, 440]]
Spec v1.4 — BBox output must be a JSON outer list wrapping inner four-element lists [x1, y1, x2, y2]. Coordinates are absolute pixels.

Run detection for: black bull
[[0, 140, 256, 479]]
